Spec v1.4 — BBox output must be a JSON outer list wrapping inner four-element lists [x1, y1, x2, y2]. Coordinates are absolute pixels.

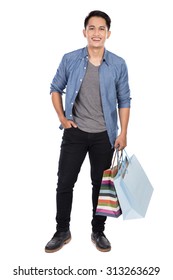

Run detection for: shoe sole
[[45, 236, 71, 253], [91, 238, 111, 252]]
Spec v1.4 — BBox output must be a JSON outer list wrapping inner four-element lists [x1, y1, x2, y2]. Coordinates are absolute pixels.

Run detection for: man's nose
[[93, 29, 100, 36]]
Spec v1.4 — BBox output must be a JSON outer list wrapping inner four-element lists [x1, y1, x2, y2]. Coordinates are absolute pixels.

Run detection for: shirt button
[[70, 115, 72, 117], [71, 102, 73, 105], [80, 79, 82, 82], [84, 67, 86, 69], [75, 90, 78, 93]]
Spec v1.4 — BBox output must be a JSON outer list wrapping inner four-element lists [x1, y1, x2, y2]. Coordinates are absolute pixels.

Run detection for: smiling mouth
[[92, 37, 101, 41]]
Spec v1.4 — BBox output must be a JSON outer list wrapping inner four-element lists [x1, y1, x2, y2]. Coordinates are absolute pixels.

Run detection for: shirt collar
[[102, 49, 109, 65], [81, 47, 109, 65], [80, 47, 89, 59]]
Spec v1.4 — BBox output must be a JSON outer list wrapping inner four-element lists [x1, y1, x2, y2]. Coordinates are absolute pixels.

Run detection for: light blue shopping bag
[[114, 151, 154, 220]]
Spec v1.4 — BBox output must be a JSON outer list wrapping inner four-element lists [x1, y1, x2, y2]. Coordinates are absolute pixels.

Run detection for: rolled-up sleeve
[[116, 61, 131, 108], [50, 55, 67, 95]]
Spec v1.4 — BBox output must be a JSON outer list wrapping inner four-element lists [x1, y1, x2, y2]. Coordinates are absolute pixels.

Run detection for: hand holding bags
[[114, 151, 154, 220], [96, 152, 122, 218], [96, 149, 154, 220]]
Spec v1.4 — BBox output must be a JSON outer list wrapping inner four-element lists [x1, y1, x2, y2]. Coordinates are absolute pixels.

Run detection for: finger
[[114, 142, 120, 150], [118, 145, 122, 151], [70, 121, 78, 128]]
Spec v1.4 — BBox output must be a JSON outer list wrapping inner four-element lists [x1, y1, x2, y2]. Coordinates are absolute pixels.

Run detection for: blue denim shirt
[[50, 47, 131, 147]]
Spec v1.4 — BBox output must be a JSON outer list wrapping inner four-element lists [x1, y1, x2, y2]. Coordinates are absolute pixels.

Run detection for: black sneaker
[[91, 231, 111, 252], [45, 230, 71, 253]]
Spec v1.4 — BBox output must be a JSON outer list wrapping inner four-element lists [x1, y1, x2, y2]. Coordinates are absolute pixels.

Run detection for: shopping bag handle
[[123, 149, 130, 159], [111, 149, 123, 169], [117, 149, 131, 177]]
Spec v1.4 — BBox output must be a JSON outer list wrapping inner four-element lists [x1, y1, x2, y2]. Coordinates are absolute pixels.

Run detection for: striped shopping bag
[[96, 162, 122, 218]]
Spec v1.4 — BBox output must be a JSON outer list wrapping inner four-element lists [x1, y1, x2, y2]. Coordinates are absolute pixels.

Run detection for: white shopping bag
[[114, 153, 154, 220]]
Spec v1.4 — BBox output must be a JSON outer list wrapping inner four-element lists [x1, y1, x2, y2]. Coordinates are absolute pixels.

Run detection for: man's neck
[[87, 46, 104, 66]]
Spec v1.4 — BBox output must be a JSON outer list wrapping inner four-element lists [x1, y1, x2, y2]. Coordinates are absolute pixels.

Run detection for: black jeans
[[56, 127, 114, 232]]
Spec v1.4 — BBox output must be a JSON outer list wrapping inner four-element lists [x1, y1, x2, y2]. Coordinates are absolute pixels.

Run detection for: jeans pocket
[[64, 126, 74, 130]]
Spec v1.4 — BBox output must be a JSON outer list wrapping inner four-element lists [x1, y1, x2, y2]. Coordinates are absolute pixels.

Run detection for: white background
[[0, 0, 173, 279]]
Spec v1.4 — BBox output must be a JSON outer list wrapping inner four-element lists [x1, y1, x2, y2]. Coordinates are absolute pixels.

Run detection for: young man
[[45, 10, 131, 253]]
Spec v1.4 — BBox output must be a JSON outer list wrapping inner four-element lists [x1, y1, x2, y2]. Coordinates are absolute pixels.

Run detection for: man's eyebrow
[[88, 25, 106, 28]]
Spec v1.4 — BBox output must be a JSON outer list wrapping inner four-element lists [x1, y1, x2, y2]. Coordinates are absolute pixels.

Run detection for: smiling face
[[83, 16, 111, 49]]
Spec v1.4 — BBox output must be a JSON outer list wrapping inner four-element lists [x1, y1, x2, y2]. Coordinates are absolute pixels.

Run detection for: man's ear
[[83, 29, 86, 38], [107, 30, 111, 39]]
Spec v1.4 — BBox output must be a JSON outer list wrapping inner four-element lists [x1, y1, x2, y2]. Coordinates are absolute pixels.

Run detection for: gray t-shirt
[[73, 61, 106, 133]]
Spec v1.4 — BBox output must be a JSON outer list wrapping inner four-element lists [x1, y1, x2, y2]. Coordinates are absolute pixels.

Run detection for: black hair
[[84, 10, 111, 30]]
